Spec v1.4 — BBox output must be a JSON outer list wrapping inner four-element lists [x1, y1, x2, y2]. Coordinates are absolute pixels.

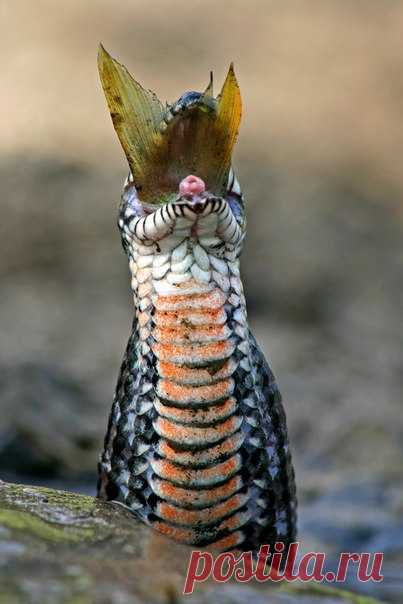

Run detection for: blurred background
[[1, 0, 402, 600]]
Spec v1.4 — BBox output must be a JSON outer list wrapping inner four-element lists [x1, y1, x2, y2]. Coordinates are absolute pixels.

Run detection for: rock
[[0, 481, 387, 604]]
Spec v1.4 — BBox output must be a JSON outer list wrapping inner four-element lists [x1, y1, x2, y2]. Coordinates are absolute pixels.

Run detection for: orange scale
[[156, 492, 248, 527], [156, 431, 244, 467], [152, 340, 235, 365], [154, 397, 236, 425], [152, 522, 196, 544], [153, 323, 229, 344], [156, 358, 236, 385], [154, 306, 227, 327], [151, 474, 242, 508], [157, 378, 234, 405], [153, 415, 242, 446], [219, 509, 251, 532], [155, 289, 226, 311], [150, 454, 241, 487], [209, 531, 244, 551]]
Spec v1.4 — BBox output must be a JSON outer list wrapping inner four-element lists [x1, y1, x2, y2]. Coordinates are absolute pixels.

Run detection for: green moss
[[2, 483, 96, 516], [0, 585, 95, 604], [64, 597, 94, 604], [0, 509, 95, 543], [0, 594, 20, 604], [281, 583, 387, 604]]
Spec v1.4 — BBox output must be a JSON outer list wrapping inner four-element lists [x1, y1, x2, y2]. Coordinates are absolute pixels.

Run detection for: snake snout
[[179, 175, 206, 197]]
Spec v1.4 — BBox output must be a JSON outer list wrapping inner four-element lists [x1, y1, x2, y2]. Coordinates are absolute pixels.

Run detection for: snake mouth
[[120, 189, 243, 250], [124, 177, 224, 223], [98, 45, 242, 205]]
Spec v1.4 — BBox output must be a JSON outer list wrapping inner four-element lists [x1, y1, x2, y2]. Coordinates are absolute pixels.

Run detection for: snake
[[96, 45, 297, 552]]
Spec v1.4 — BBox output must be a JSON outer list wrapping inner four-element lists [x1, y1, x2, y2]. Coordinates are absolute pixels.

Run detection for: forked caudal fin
[[97, 44, 242, 204]]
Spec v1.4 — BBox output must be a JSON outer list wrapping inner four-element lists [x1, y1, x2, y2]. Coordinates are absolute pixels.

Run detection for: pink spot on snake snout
[[179, 175, 206, 197]]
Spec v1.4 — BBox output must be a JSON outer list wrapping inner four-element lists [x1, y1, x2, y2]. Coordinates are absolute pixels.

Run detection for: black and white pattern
[[98, 171, 297, 552]]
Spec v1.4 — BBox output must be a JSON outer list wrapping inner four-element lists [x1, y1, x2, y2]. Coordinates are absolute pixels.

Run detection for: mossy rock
[[0, 481, 386, 604]]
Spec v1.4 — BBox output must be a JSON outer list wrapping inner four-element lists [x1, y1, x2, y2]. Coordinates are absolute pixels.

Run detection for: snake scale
[[96, 45, 297, 552]]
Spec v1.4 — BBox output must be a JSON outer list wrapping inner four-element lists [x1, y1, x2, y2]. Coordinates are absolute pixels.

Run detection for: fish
[[97, 44, 297, 552]]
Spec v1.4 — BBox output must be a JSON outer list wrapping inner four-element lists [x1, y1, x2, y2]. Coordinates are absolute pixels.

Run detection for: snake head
[[98, 45, 242, 206]]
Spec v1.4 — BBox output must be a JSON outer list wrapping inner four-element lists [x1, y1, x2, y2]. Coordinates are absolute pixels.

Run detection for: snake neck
[[126, 231, 250, 548], [98, 214, 297, 551]]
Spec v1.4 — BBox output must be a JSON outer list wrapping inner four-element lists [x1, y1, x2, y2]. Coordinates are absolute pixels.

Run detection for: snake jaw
[[98, 45, 242, 204]]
